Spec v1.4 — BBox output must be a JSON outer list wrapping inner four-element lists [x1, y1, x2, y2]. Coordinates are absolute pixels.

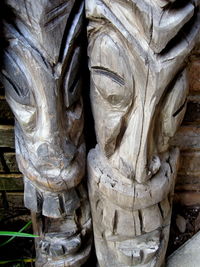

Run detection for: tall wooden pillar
[[86, 0, 200, 266], [1, 1, 92, 266]]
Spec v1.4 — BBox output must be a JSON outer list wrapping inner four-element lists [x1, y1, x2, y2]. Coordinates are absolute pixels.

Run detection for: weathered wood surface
[[86, 0, 200, 266], [1, 1, 92, 266]]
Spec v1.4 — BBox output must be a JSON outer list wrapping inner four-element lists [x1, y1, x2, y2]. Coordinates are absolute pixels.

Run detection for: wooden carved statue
[[86, 0, 200, 266], [0, 1, 92, 266]]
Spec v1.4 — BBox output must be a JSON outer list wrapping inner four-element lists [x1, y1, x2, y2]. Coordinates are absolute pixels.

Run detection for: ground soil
[[167, 204, 200, 256]]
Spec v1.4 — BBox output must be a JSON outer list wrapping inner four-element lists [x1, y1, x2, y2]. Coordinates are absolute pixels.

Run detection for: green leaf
[[0, 221, 34, 247], [0, 220, 38, 248], [0, 231, 38, 238], [0, 258, 35, 264]]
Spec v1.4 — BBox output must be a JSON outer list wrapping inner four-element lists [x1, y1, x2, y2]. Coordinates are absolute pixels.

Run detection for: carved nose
[[36, 142, 76, 163], [37, 143, 51, 158], [36, 143, 63, 162], [36, 143, 62, 169]]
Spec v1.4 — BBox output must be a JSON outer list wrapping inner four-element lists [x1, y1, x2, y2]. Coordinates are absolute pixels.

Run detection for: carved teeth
[[116, 233, 160, 265], [87, 147, 176, 266]]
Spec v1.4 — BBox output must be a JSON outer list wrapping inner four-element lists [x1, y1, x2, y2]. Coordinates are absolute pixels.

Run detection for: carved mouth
[[111, 229, 165, 266], [90, 186, 171, 265], [36, 220, 92, 266], [87, 146, 179, 265], [39, 234, 82, 257], [95, 193, 172, 265]]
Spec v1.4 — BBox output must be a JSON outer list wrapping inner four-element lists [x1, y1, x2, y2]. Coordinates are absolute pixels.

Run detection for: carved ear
[[158, 69, 189, 152]]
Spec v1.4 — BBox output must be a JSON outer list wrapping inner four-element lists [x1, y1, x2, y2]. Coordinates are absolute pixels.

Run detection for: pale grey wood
[[86, 0, 200, 266], [1, 1, 92, 266]]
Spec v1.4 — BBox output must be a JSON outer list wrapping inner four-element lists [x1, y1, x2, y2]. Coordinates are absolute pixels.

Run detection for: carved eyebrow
[[91, 66, 125, 86]]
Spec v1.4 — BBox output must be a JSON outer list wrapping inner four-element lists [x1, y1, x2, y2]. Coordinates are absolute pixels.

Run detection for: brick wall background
[[173, 41, 200, 207], [167, 40, 200, 254], [0, 83, 25, 220]]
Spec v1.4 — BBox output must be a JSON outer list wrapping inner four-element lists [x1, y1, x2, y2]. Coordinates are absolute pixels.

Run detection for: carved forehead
[[6, 0, 70, 25], [6, 0, 83, 64], [90, 33, 129, 78], [87, 0, 196, 55]]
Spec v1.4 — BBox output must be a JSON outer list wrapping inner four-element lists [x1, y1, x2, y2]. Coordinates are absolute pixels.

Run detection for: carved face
[[2, 2, 92, 266], [2, 4, 85, 192], [88, 3, 190, 183], [87, 0, 199, 266]]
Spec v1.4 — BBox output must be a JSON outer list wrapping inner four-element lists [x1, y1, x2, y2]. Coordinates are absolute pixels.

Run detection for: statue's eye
[[2, 51, 31, 105], [107, 94, 124, 105], [90, 33, 134, 108], [91, 67, 132, 108], [92, 67, 125, 86], [1, 51, 36, 132]]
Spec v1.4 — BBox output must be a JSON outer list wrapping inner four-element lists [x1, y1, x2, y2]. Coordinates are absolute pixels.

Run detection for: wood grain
[[86, 0, 200, 266], [0, 1, 92, 266]]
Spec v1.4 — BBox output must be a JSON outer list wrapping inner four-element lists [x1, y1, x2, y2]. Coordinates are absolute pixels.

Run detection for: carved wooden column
[[1, 1, 92, 266], [86, 0, 200, 266]]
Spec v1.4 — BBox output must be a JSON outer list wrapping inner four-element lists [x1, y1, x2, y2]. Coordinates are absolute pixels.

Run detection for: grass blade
[[0, 220, 38, 248], [0, 258, 36, 264], [0, 232, 38, 237]]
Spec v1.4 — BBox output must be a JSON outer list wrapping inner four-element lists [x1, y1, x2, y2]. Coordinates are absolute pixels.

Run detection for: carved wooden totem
[[1, 1, 92, 266], [86, 0, 200, 266]]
